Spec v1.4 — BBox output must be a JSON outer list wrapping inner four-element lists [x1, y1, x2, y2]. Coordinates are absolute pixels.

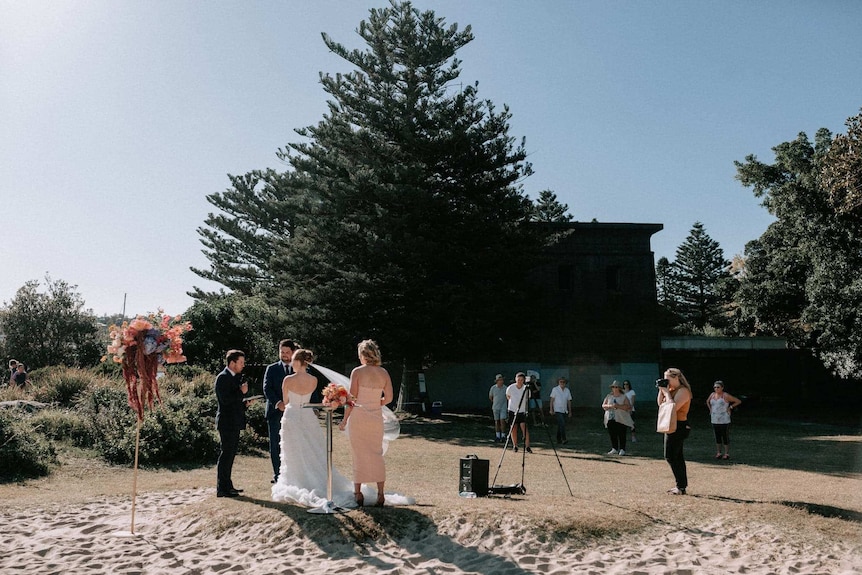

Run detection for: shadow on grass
[[238, 495, 535, 574], [692, 493, 862, 523], [400, 411, 862, 477]]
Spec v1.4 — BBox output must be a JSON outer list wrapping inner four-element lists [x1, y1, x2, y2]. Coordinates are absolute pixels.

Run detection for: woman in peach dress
[[338, 339, 393, 507]]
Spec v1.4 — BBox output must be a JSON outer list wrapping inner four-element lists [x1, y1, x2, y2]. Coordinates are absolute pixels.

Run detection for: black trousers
[[607, 420, 628, 450], [267, 416, 281, 480], [217, 426, 240, 492], [663, 421, 690, 489]]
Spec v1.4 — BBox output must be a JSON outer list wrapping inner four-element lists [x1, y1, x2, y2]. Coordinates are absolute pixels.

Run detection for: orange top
[[671, 386, 692, 421]]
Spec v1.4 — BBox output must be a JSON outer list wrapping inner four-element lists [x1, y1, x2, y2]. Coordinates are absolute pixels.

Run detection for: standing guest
[[11, 363, 28, 389], [602, 381, 633, 455], [339, 339, 393, 507], [526, 374, 543, 424], [263, 339, 297, 483], [706, 380, 741, 460], [215, 349, 253, 498], [549, 377, 573, 444], [488, 374, 508, 442], [623, 380, 637, 443], [506, 372, 532, 453], [8, 360, 19, 384], [657, 368, 692, 495]]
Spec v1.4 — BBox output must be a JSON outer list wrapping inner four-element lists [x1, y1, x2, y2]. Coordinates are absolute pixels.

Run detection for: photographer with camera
[[656, 368, 692, 495], [506, 372, 532, 453]]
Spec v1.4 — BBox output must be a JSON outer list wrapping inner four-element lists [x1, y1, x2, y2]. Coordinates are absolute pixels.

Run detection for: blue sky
[[2, 1, 860, 316]]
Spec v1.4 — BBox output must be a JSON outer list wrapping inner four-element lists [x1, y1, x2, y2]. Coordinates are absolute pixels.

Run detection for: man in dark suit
[[215, 349, 250, 497], [263, 339, 297, 484]]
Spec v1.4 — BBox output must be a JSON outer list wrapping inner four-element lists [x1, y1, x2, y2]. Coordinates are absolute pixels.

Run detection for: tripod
[[489, 385, 573, 497]]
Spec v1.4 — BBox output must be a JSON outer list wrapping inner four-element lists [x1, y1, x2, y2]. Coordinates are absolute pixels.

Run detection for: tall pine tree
[[664, 222, 730, 331], [193, 1, 541, 367]]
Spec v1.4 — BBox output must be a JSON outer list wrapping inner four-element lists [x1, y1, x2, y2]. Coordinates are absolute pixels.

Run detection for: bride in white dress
[[271, 349, 413, 508]]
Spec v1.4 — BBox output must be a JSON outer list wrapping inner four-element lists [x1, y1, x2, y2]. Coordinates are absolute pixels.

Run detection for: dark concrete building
[[420, 222, 666, 411]]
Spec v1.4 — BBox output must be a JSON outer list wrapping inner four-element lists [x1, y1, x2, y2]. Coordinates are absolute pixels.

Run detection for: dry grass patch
[[1, 410, 860, 554]]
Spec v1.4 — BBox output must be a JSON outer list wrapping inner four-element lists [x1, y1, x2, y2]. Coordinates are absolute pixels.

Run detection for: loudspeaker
[[459, 456, 489, 497]]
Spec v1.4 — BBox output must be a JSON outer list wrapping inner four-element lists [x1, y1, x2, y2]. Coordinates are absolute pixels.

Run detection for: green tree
[[182, 293, 276, 372], [0, 276, 101, 369], [661, 222, 731, 331], [822, 109, 862, 217], [532, 190, 573, 222], [655, 257, 675, 313], [735, 122, 862, 378], [193, 1, 542, 367]]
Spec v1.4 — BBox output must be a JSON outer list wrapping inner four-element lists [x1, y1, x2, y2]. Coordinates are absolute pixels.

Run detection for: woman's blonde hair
[[665, 367, 691, 391], [358, 339, 382, 366], [292, 348, 314, 365]]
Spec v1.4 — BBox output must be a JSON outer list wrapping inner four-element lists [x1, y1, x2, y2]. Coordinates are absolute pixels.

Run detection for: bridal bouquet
[[321, 383, 355, 408], [104, 311, 192, 421]]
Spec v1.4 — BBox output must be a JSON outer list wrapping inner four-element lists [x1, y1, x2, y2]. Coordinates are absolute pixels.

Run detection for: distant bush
[[75, 385, 219, 465], [30, 366, 106, 407], [75, 384, 136, 464], [29, 408, 90, 445], [91, 360, 122, 379], [160, 372, 215, 402], [0, 385, 28, 403], [0, 408, 57, 481], [164, 364, 211, 381], [137, 394, 219, 465], [240, 400, 268, 453]]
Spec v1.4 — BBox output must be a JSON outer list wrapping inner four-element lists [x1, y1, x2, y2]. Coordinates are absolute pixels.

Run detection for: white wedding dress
[[271, 389, 357, 508], [270, 383, 414, 508]]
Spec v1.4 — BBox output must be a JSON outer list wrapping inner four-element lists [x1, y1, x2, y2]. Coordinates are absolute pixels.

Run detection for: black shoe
[[229, 488, 243, 495], [271, 478, 277, 484], [525, 446, 533, 454], [217, 491, 239, 498], [513, 445, 518, 452]]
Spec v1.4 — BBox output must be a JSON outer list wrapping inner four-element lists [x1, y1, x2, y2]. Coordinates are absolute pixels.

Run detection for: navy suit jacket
[[263, 361, 291, 421], [214, 368, 247, 430]]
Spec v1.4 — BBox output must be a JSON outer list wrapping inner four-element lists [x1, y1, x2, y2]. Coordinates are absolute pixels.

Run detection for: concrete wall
[[422, 360, 660, 411]]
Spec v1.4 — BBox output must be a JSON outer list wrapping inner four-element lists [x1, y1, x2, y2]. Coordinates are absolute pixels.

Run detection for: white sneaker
[[606, 449, 618, 455], [619, 449, 626, 456]]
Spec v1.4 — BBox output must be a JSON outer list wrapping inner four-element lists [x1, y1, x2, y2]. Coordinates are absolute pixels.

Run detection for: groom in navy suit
[[263, 339, 297, 483]]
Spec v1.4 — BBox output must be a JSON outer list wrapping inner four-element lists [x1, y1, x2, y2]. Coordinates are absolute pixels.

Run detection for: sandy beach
[[2, 413, 861, 574]]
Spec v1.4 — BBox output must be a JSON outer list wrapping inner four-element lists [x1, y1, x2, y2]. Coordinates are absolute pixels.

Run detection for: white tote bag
[[656, 401, 677, 434]]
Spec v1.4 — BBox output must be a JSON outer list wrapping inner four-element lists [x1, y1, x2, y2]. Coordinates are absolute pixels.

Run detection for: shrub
[[159, 372, 215, 402], [29, 408, 90, 445], [30, 366, 104, 407], [244, 400, 267, 441], [164, 364, 211, 381], [0, 385, 28, 403], [0, 408, 57, 481], [136, 394, 219, 465], [91, 360, 122, 379], [75, 384, 137, 464], [75, 385, 219, 466]]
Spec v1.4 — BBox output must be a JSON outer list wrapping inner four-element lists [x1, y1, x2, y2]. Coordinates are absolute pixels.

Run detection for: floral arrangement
[[104, 311, 192, 421], [321, 383, 355, 408]]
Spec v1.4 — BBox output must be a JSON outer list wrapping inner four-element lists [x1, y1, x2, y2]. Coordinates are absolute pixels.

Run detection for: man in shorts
[[506, 372, 532, 453], [489, 373, 508, 442]]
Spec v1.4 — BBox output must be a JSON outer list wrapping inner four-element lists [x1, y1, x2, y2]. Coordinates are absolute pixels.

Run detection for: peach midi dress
[[348, 383, 386, 484]]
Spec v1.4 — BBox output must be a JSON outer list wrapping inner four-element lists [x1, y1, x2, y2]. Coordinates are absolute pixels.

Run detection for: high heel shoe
[[375, 494, 385, 507], [354, 492, 364, 507]]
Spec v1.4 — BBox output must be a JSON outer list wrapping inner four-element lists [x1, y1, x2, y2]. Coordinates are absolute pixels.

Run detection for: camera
[[525, 375, 540, 395], [655, 378, 670, 388]]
